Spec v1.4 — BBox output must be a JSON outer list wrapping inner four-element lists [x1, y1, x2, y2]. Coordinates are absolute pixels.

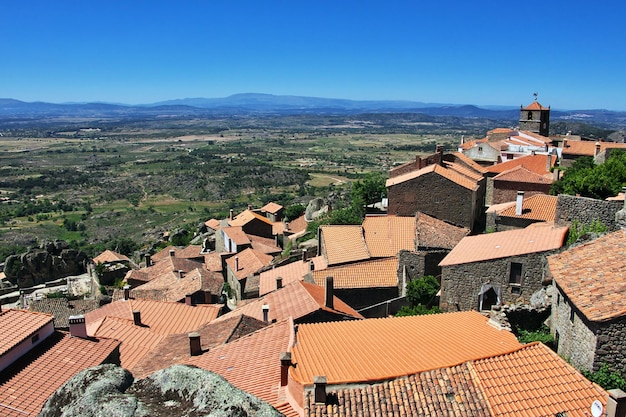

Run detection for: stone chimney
[[309, 260, 315, 272], [189, 332, 202, 356], [229, 208, 234, 220], [133, 310, 142, 326], [248, 204, 253, 210], [235, 256, 239, 271], [280, 352, 292, 387], [262, 304, 270, 323], [144, 253, 151, 267], [515, 191, 524, 216], [169, 249, 175, 257], [276, 277, 283, 289], [563, 138, 568, 148], [302, 250, 308, 262], [185, 294, 194, 306], [436, 145, 444, 166], [68, 315, 88, 339], [607, 389, 626, 417], [313, 376, 327, 404], [177, 270, 184, 279], [595, 141, 601, 157], [123, 285, 130, 301], [546, 153, 552, 172], [325, 276, 334, 310]]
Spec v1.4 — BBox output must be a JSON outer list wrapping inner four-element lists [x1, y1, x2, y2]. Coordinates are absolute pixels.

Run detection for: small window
[[32, 334, 39, 344], [509, 262, 522, 285], [511, 286, 522, 295], [557, 293, 560, 305], [570, 308, 575, 323], [478, 146, 483, 152], [528, 111, 533, 120]]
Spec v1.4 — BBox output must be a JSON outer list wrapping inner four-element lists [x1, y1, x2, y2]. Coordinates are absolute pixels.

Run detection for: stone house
[[260, 202, 284, 223], [439, 224, 568, 312], [224, 247, 273, 301], [548, 229, 626, 375], [560, 138, 626, 168], [386, 151, 486, 231], [486, 193, 558, 232]]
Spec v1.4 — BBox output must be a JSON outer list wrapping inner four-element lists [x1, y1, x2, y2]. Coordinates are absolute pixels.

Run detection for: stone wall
[[440, 251, 554, 312], [492, 181, 551, 205], [555, 194, 623, 231], [593, 317, 626, 375]]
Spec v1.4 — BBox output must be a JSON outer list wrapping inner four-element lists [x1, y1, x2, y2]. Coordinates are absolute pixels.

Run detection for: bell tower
[[519, 93, 550, 137]]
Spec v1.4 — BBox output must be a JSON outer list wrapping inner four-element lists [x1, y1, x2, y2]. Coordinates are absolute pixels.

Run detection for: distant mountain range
[[1, 93, 625, 128]]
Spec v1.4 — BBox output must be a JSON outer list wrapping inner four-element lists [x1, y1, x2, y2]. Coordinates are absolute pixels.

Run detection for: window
[[509, 262, 522, 285], [528, 111, 533, 120], [570, 308, 575, 323]]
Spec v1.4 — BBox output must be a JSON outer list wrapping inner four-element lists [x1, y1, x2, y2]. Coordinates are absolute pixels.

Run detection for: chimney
[[313, 376, 327, 404], [563, 138, 568, 148], [607, 389, 626, 417], [262, 304, 270, 323], [274, 234, 279, 247], [229, 209, 234, 220], [123, 285, 130, 301], [248, 204, 252, 210], [546, 153, 552, 172], [310, 260, 315, 271], [302, 251, 308, 262], [436, 145, 444, 166], [325, 276, 334, 310], [185, 294, 194, 306], [276, 277, 283, 289], [515, 191, 524, 216], [595, 141, 601, 157], [68, 315, 88, 338], [177, 270, 184, 279], [133, 310, 142, 326], [284, 221, 290, 231], [235, 256, 239, 271], [169, 249, 175, 257], [189, 332, 202, 356], [144, 253, 151, 267], [280, 352, 292, 387], [461, 135, 465, 145]]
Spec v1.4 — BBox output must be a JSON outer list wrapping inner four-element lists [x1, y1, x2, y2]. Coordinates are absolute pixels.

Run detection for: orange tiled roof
[[261, 202, 283, 214], [140, 254, 204, 283], [222, 226, 251, 246], [497, 194, 558, 222], [549, 229, 626, 322], [219, 280, 363, 323], [440, 224, 568, 266], [93, 249, 130, 264], [93, 316, 165, 370], [386, 163, 479, 191], [151, 245, 178, 262], [259, 257, 320, 296], [451, 151, 489, 173], [225, 248, 274, 280], [85, 299, 221, 336], [522, 101, 549, 110], [248, 234, 282, 254], [493, 165, 553, 184], [472, 342, 607, 417], [205, 218, 221, 230], [0, 309, 53, 357], [186, 318, 296, 415], [444, 160, 484, 182], [460, 136, 490, 151], [202, 251, 224, 272], [175, 245, 204, 259], [285, 213, 308, 233], [362, 215, 415, 257], [229, 209, 274, 227], [489, 127, 515, 135], [290, 311, 521, 385], [562, 140, 626, 157], [0, 331, 120, 417], [487, 153, 556, 175], [320, 225, 370, 265], [416, 212, 470, 249], [312, 257, 398, 289], [131, 315, 268, 379], [125, 267, 223, 303]]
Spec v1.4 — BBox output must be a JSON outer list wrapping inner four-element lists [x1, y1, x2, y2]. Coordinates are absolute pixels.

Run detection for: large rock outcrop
[[38, 364, 284, 417], [4, 240, 88, 288]]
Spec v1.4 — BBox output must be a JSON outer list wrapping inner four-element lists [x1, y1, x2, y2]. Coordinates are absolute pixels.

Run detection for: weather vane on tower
[[533, 92, 538, 101]]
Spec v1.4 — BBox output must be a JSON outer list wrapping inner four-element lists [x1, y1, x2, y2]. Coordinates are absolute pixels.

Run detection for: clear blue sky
[[3, 1, 626, 110]]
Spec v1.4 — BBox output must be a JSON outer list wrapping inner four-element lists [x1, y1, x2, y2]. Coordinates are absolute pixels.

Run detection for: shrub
[[582, 364, 626, 391]]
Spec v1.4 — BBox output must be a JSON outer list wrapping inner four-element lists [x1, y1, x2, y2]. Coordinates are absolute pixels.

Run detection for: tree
[[351, 172, 387, 207], [396, 275, 441, 316], [284, 204, 305, 221]]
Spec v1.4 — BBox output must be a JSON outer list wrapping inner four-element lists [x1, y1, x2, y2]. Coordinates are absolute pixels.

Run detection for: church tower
[[519, 95, 550, 137]]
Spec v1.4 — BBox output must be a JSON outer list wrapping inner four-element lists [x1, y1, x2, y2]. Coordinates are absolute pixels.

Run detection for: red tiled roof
[[451, 151, 489, 173], [205, 218, 221, 230], [186, 318, 295, 415], [202, 251, 224, 272], [319, 225, 370, 265], [93, 249, 130, 264], [175, 245, 203, 259], [522, 101, 549, 111], [440, 224, 568, 266], [312, 257, 398, 289], [386, 163, 479, 191], [28, 298, 100, 329], [362, 215, 415, 257], [261, 202, 283, 214], [125, 267, 223, 303], [562, 140, 626, 157], [416, 211, 470, 249], [0, 331, 120, 417], [222, 226, 251, 246], [85, 299, 221, 336], [487, 153, 556, 175], [0, 309, 53, 357], [151, 245, 178, 263], [549, 229, 626, 322], [225, 248, 274, 280], [460, 137, 489, 151], [229, 209, 274, 227], [493, 165, 553, 184], [284, 214, 308, 234], [497, 194, 558, 222], [472, 342, 607, 417], [248, 234, 282, 254], [259, 258, 315, 296], [290, 311, 521, 385]]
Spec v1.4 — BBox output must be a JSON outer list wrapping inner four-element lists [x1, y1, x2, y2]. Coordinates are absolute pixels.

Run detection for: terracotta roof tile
[[136, 255, 204, 284], [259, 258, 320, 296], [290, 311, 521, 385], [320, 225, 370, 265], [451, 151, 489, 173], [222, 226, 251, 245], [229, 209, 274, 227], [0, 331, 120, 417], [225, 248, 274, 280], [28, 298, 101, 328], [131, 315, 268, 379], [522, 101, 549, 111], [493, 165, 554, 184], [486, 153, 556, 175], [362, 215, 415, 257], [460, 136, 490, 151], [416, 212, 470, 250], [312, 257, 398, 289], [0, 309, 53, 357], [562, 140, 626, 156], [202, 251, 224, 272], [186, 318, 295, 414], [497, 194, 558, 222], [248, 234, 282, 254], [205, 218, 221, 230], [175, 245, 204, 259], [151, 245, 178, 262], [472, 342, 607, 417], [261, 202, 283, 214], [386, 164, 480, 191], [85, 299, 221, 336], [549, 229, 626, 322], [440, 224, 568, 266], [444, 160, 484, 181], [93, 249, 130, 264], [284, 213, 308, 234]]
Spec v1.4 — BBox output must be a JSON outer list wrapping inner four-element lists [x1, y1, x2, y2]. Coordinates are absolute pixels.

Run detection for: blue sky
[[3, 1, 626, 110]]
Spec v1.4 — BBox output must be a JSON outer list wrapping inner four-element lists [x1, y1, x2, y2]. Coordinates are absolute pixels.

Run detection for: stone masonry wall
[[593, 317, 626, 375], [492, 182, 551, 206], [555, 194, 623, 231], [440, 251, 554, 312]]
